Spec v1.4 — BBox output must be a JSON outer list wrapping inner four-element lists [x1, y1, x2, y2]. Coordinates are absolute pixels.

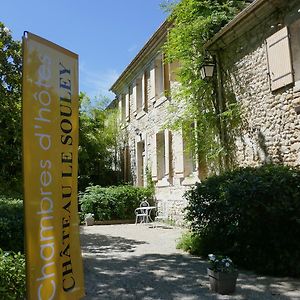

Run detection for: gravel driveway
[[80, 224, 300, 300]]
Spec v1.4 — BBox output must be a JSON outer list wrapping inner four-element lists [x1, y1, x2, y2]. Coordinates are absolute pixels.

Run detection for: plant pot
[[207, 268, 238, 295], [85, 217, 94, 226]]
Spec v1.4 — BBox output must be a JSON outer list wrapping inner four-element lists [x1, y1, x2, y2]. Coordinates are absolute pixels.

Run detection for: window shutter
[[118, 96, 122, 122], [149, 64, 156, 100], [170, 60, 180, 82], [163, 62, 170, 95], [152, 133, 158, 181], [125, 92, 130, 122], [163, 54, 170, 95], [132, 82, 137, 115], [266, 26, 293, 91]]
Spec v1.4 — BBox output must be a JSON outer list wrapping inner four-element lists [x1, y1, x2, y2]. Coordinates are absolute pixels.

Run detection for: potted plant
[[207, 254, 238, 294], [84, 213, 95, 226]]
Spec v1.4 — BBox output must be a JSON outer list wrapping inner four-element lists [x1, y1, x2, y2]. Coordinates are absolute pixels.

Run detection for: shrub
[[176, 231, 203, 256], [184, 164, 300, 277], [0, 249, 26, 299], [0, 196, 24, 252], [80, 185, 154, 221]]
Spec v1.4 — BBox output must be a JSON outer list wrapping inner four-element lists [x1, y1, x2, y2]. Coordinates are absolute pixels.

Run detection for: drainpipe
[[214, 50, 227, 171]]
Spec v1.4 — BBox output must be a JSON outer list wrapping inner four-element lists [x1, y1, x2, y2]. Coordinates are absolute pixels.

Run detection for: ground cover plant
[[183, 164, 300, 277]]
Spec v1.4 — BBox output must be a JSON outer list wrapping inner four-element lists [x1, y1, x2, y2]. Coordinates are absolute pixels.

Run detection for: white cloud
[[79, 62, 119, 101]]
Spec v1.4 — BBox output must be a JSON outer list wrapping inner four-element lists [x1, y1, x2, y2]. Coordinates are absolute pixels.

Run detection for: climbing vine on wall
[[162, 0, 245, 172]]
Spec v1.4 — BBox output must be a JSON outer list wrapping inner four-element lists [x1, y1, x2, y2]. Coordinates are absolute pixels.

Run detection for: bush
[[184, 164, 300, 277], [80, 185, 154, 221], [0, 196, 24, 252], [0, 249, 26, 299], [176, 231, 203, 256]]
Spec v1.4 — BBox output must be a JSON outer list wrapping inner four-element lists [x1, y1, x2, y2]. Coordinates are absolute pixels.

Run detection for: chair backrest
[[140, 200, 150, 207]]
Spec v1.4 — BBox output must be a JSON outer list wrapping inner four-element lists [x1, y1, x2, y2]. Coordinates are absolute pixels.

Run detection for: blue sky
[[1, 0, 168, 100]]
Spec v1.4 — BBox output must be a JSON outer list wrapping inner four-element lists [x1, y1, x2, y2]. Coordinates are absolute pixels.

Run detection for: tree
[[0, 23, 22, 192], [162, 0, 245, 172], [78, 93, 120, 191]]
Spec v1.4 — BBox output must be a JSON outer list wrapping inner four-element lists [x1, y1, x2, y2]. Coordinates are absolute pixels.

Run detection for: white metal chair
[[153, 201, 168, 226], [135, 200, 150, 224]]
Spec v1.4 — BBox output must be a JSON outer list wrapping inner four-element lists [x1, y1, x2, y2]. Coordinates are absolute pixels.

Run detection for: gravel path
[[80, 224, 300, 300]]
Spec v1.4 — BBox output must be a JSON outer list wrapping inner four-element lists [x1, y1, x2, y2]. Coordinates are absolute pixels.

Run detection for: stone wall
[[121, 79, 198, 224], [119, 2, 300, 224], [220, 6, 300, 168]]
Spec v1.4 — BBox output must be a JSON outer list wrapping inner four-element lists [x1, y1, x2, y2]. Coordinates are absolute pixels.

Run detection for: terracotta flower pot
[[207, 268, 238, 294]]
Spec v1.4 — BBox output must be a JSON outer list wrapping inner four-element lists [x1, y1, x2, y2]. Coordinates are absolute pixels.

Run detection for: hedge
[[0, 196, 24, 253], [80, 185, 154, 221], [184, 164, 300, 277]]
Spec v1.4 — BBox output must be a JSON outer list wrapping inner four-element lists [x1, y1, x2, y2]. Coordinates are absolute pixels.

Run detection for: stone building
[[206, 0, 300, 167], [110, 20, 200, 223], [110, 0, 300, 222]]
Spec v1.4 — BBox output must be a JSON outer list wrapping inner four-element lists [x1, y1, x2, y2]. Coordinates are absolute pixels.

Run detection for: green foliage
[[184, 164, 300, 277], [80, 185, 154, 221], [0, 249, 26, 300], [0, 196, 24, 253], [176, 231, 203, 255], [0, 23, 22, 192], [79, 93, 121, 190], [208, 254, 236, 273], [163, 0, 245, 169]]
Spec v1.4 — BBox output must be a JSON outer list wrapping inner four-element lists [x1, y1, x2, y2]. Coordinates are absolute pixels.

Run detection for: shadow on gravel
[[83, 253, 210, 300], [80, 232, 147, 255], [81, 231, 300, 300]]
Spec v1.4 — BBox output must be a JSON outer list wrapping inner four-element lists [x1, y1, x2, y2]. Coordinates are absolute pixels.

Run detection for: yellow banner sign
[[22, 32, 85, 299]]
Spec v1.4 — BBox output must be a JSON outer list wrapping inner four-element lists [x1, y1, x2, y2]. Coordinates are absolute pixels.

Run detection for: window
[[155, 130, 172, 182], [136, 140, 145, 186], [170, 60, 181, 82], [156, 131, 166, 180], [126, 86, 132, 122], [290, 19, 300, 88], [183, 138, 197, 177], [155, 53, 170, 100], [122, 146, 131, 183], [155, 55, 164, 98], [266, 26, 294, 91]]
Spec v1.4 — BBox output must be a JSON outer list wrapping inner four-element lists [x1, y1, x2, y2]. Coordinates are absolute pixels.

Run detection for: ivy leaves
[[163, 0, 245, 170]]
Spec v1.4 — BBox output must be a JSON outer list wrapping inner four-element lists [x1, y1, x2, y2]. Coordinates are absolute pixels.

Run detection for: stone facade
[[207, 0, 300, 168], [111, 0, 300, 223], [111, 21, 199, 224]]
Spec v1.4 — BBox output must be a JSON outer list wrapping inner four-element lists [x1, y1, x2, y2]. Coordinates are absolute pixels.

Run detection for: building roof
[[110, 19, 171, 94], [110, 0, 288, 93]]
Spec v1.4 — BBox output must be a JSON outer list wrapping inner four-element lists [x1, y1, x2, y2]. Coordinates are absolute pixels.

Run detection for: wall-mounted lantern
[[200, 62, 215, 80]]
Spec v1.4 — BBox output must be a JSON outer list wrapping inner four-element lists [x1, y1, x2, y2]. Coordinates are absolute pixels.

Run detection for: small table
[[135, 206, 156, 224]]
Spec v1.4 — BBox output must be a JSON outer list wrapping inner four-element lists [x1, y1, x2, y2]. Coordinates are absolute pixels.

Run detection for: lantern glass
[[200, 63, 215, 79]]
